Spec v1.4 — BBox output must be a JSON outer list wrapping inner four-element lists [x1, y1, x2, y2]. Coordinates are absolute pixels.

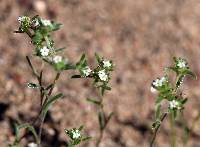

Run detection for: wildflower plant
[[72, 53, 113, 95], [150, 57, 196, 147], [9, 15, 114, 147], [72, 53, 114, 146]]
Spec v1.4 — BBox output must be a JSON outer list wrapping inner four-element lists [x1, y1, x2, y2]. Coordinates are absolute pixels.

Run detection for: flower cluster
[[175, 57, 188, 69], [64, 126, 91, 146], [82, 66, 92, 77], [151, 57, 196, 130], [14, 15, 113, 147], [73, 53, 114, 96], [71, 129, 81, 139], [152, 76, 167, 88], [18, 16, 31, 31], [16, 15, 74, 72]]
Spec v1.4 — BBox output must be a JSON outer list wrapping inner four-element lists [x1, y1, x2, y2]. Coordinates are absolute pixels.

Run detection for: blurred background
[[0, 0, 200, 146]]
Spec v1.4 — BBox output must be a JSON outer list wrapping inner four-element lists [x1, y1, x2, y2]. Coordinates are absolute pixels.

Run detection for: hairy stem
[[150, 113, 167, 147], [96, 129, 104, 147], [170, 113, 176, 147], [37, 72, 61, 145]]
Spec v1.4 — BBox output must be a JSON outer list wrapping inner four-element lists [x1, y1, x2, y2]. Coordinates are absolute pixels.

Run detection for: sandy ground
[[0, 0, 200, 146]]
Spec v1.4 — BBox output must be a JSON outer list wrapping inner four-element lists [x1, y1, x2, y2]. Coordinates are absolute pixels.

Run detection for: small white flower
[[82, 66, 92, 77], [40, 46, 50, 57], [18, 16, 26, 23], [177, 60, 186, 68], [103, 60, 112, 68], [98, 70, 108, 81], [18, 16, 23, 23], [150, 86, 157, 93], [152, 77, 167, 87], [32, 19, 39, 27], [18, 16, 30, 25], [169, 100, 179, 109], [53, 55, 62, 63], [72, 129, 81, 139], [27, 142, 37, 147], [41, 19, 52, 26]]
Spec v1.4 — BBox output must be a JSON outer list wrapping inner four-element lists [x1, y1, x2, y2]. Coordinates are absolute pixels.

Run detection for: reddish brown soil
[[1, 0, 200, 147]]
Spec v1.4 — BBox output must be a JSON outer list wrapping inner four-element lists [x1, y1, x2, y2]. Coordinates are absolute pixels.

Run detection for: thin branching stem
[[96, 129, 104, 147], [170, 113, 176, 147], [150, 113, 167, 147], [37, 72, 61, 145]]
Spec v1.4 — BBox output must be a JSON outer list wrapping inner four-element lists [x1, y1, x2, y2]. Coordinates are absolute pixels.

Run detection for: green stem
[[181, 112, 189, 147], [37, 72, 61, 146], [150, 113, 167, 147], [170, 113, 176, 147]]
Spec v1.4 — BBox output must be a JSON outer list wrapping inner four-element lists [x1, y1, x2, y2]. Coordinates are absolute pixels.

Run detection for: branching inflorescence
[[150, 57, 196, 147], [9, 15, 114, 147]]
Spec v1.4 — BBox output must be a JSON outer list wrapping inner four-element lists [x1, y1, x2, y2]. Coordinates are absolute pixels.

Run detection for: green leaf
[[71, 75, 82, 78], [64, 64, 76, 70], [182, 69, 197, 79], [52, 23, 63, 31], [79, 54, 86, 65], [27, 82, 40, 89], [166, 67, 178, 74], [14, 123, 39, 144], [95, 52, 102, 63], [106, 112, 114, 124], [76, 54, 88, 70], [54, 61, 66, 71], [78, 125, 84, 131], [45, 84, 54, 91], [98, 111, 106, 130], [175, 74, 185, 89], [42, 93, 64, 117], [100, 86, 105, 96], [181, 98, 188, 105], [104, 86, 111, 90], [82, 136, 92, 142], [155, 104, 161, 119], [55, 47, 66, 52], [86, 98, 102, 106], [32, 30, 43, 45]]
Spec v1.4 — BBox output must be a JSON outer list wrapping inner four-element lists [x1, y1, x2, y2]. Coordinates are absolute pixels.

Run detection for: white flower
[[103, 60, 112, 68], [152, 77, 167, 87], [18, 16, 26, 23], [82, 66, 92, 77], [53, 55, 62, 63], [40, 46, 50, 57], [72, 129, 81, 139], [98, 70, 108, 81], [177, 60, 186, 68], [32, 19, 39, 27], [150, 86, 157, 93], [41, 19, 52, 26], [27, 142, 37, 147], [169, 100, 179, 109]]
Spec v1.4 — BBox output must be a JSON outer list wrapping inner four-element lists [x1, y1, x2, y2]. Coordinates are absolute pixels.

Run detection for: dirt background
[[0, 0, 200, 147]]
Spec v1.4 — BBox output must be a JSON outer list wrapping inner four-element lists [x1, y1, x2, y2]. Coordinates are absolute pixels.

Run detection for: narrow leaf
[[71, 75, 82, 78], [42, 93, 64, 117], [98, 112, 106, 130], [86, 98, 102, 106]]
